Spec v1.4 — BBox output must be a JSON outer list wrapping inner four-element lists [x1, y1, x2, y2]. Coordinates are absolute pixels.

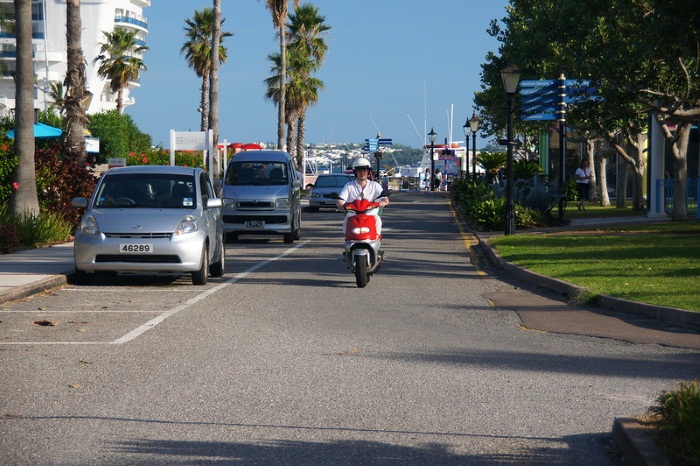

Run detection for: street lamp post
[[428, 127, 437, 191], [462, 121, 470, 177], [501, 65, 521, 236], [469, 112, 479, 178]]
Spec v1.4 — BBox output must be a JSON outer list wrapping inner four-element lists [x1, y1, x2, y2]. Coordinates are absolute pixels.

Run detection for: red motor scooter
[[340, 191, 390, 287]]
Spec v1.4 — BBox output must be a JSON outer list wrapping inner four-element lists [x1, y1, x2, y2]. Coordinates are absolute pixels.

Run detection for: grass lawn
[[488, 221, 700, 312]]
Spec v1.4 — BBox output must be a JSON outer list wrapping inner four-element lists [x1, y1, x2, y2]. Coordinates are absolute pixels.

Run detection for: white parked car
[[71, 165, 225, 285]]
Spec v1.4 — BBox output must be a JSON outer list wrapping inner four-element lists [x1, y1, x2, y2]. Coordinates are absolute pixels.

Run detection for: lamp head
[[500, 65, 521, 94], [428, 127, 437, 143], [469, 112, 479, 132], [463, 121, 470, 137]]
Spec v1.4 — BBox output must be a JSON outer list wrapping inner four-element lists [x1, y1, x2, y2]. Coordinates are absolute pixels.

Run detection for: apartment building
[[0, 0, 150, 118]]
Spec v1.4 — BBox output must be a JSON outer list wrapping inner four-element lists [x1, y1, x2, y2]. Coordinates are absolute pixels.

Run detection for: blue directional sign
[[520, 79, 557, 88], [519, 86, 557, 97], [523, 113, 557, 121], [364, 138, 378, 152], [378, 138, 393, 146]]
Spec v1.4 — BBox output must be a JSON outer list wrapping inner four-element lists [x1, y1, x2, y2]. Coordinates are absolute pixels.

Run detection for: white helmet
[[352, 157, 372, 170]]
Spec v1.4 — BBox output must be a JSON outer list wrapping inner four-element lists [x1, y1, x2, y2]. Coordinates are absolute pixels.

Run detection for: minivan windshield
[[94, 173, 196, 208], [225, 162, 289, 186]]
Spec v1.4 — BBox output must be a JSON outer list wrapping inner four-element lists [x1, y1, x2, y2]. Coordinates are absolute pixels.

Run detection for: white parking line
[[1, 241, 310, 346]]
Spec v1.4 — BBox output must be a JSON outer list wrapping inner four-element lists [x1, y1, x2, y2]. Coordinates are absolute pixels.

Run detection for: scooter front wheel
[[355, 257, 369, 288]]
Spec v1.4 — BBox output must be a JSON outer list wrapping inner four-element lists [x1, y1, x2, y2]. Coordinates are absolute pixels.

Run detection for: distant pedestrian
[[423, 168, 430, 191], [575, 159, 592, 210], [433, 168, 442, 191]]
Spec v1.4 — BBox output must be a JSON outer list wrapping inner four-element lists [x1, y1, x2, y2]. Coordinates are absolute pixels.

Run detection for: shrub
[[647, 379, 700, 465], [0, 208, 72, 253]]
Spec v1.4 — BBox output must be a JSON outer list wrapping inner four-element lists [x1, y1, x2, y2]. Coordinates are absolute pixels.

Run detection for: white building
[[0, 0, 150, 118]]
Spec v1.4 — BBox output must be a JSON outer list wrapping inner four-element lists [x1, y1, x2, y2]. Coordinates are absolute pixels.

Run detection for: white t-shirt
[[575, 167, 591, 184], [339, 180, 386, 203]]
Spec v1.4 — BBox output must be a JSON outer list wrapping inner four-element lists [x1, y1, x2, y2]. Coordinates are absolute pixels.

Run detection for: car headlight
[[275, 198, 290, 209], [222, 198, 236, 208], [79, 214, 100, 235], [175, 215, 198, 235]]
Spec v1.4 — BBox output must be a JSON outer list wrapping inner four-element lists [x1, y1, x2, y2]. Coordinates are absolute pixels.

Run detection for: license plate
[[119, 243, 153, 253], [245, 220, 264, 228]]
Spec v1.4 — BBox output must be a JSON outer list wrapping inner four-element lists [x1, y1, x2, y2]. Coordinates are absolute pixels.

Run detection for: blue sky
[[127, 0, 509, 149]]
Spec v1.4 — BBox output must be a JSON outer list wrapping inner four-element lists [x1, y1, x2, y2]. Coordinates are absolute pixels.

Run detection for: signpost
[[518, 75, 599, 221]]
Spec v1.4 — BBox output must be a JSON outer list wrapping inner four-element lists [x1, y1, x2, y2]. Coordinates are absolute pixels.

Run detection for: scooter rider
[[336, 157, 389, 234]]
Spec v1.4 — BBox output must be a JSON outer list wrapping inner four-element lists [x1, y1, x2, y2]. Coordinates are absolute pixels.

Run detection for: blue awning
[[7, 123, 63, 139]]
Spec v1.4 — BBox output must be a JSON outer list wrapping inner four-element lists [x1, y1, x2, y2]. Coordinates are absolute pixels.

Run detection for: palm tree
[[9, 0, 39, 216], [265, 49, 322, 162], [93, 27, 148, 114], [49, 81, 65, 113], [181, 7, 232, 132], [263, 0, 299, 150], [64, 0, 89, 164], [286, 4, 330, 166]]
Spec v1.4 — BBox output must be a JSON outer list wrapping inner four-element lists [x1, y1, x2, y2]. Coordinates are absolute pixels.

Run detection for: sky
[[126, 0, 510, 150]]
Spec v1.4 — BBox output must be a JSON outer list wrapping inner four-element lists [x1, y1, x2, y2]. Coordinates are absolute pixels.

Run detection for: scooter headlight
[[352, 227, 371, 235]]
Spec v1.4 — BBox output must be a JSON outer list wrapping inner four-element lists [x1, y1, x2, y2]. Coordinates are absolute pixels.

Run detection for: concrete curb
[[479, 238, 700, 330], [612, 417, 671, 466], [0, 274, 69, 304]]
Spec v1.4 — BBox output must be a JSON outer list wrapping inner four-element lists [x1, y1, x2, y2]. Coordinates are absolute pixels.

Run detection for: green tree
[[181, 7, 232, 132], [9, 0, 39, 217], [262, 0, 299, 150], [286, 3, 329, 167], [88, 110, 152, 162], [93, 27, 148, 115], [63, 0, 90, 165]]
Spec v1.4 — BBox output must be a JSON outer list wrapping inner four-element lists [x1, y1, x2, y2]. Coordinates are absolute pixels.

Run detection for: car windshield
[[93, 173, 197, 208], [225, 162, 289, 186], [314, 176, 352, 188]]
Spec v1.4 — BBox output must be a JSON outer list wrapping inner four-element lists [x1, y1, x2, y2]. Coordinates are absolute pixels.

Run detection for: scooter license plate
[[245, 220, 264, 228]]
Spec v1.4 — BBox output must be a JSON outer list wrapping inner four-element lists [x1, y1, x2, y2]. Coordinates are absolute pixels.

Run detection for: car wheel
[[308, 206, 319, 213], [226, 232, 238, 243], [209, 237, 225, 277], [293, 215, 301, 240], [192, 245, 209, 285]]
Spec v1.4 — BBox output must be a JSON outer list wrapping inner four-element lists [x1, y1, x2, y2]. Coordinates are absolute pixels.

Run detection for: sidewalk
[[0, 242, 75, 304]]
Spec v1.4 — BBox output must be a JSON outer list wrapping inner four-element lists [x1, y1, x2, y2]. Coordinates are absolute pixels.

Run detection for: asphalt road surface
[[1, 191, 698, 465]]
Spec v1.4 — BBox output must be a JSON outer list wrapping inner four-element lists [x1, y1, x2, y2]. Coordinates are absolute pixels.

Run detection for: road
[[1, 191, 698, 465]]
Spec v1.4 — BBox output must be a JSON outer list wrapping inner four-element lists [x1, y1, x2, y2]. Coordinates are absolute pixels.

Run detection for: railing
[[114, 16, 148, 31], [656, 178, 699, 218]]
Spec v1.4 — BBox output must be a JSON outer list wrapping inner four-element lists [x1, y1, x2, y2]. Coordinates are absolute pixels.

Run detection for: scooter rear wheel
[[355, 257, 369, 288]]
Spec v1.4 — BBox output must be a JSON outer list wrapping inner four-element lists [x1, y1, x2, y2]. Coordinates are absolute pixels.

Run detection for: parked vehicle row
[[71, 151, 308, 285]]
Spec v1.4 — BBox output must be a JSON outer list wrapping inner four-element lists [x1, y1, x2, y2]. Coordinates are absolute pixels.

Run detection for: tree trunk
[[670, 122, 690, 221], [586, 139, 597, 201], [616, 156, 628, 208], [598, 155, 610, 206], [9, 0, 40, 217], [200, 74, 209, 131], [63, 0, 89, 164], [278, 24, 286, 151], [296, 113, 306, 171], [286, 119, 296, 160], [209, 0, 221, 177]]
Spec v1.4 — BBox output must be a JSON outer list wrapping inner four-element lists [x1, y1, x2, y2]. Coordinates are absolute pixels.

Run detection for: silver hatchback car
[[71, 165, 225, 285]]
